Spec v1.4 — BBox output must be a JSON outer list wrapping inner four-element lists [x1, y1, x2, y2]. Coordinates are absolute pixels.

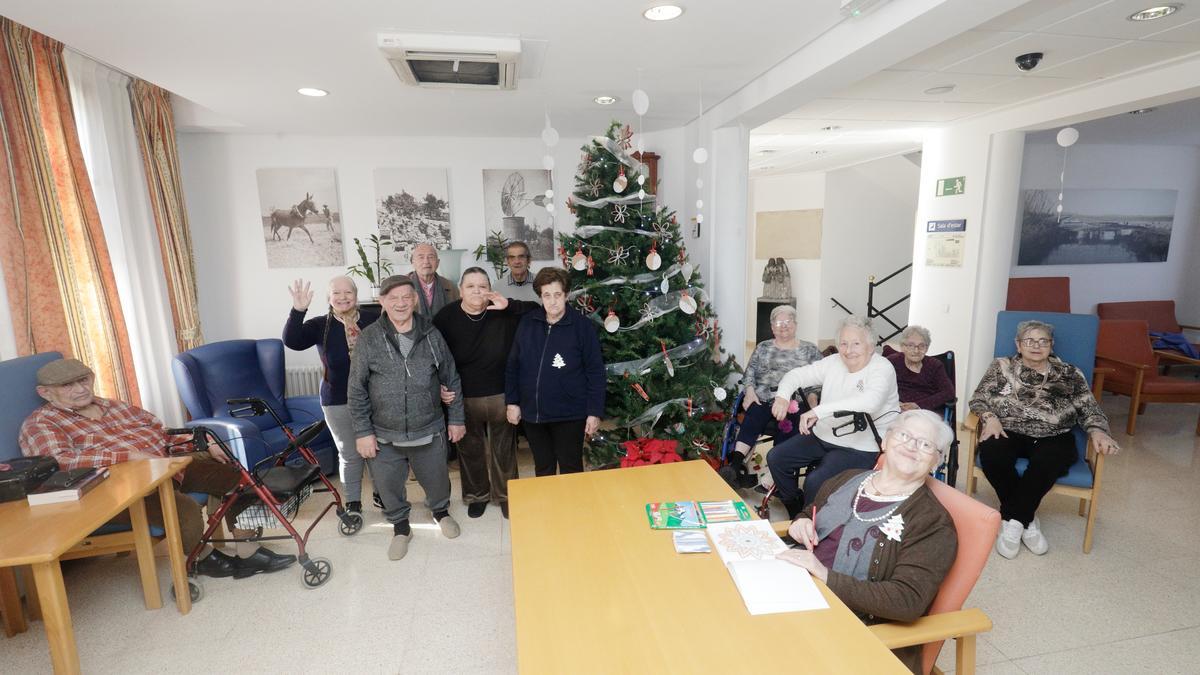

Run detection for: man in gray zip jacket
[[349, 275, 467, 560]]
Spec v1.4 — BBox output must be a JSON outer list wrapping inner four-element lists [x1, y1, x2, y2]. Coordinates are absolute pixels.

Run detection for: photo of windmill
[[483, 169, 554, 260]]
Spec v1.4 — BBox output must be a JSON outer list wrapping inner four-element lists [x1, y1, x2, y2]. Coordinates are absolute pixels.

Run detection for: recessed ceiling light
[[594, 95, 619, 105], [821, 125, 842, 131], [811, 150, 829, 155], [924, 84, 956, 95], [643, 5, 685, 21], [1128, 107, 1157, 114], [1128, 5, 1180, 21], [297, 87, 328, 97]]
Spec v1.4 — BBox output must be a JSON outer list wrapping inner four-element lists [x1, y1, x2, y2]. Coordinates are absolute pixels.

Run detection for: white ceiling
[[1026, 95, 1200, 146], [0, 0, 846, 137], [753, 0, 1200, 175]]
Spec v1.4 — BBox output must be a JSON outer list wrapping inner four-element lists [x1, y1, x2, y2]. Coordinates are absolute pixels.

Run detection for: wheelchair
[[165, 397, 361, 600]]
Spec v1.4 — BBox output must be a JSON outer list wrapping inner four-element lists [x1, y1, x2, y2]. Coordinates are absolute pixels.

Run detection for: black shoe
[[232, 547, 297, 579], [467, 502, 488, 518], [345, 500, 363, 516], [373, 492, 384, 510], [195, 549, 238, 578], [782, 496, 806, 520], [501, 502, 509, 520], [719, 453, 750, 489]]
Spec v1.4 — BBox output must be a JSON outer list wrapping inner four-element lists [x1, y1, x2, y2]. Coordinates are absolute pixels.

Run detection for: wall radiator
[[285, 366, 324, 397]]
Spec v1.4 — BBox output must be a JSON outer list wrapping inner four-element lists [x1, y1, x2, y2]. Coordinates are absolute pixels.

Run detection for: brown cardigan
[[800, 469, 958, 674]]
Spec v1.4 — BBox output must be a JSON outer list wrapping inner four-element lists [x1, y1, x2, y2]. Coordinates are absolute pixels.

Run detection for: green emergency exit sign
[[936, 176, 965, 196]]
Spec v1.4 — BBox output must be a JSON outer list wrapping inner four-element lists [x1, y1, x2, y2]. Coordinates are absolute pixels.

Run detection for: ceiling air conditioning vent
[[378, 33, 521, 90]]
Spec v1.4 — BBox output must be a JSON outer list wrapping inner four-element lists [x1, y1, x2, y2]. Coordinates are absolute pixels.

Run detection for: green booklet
[[646, 500, 753, 529]]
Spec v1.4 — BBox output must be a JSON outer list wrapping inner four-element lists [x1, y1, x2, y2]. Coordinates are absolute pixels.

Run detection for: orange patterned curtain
[[0, 17, 139, 403], [128, 79, 203, 351]]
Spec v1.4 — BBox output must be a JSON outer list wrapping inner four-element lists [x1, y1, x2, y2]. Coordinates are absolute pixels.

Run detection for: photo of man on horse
[[256, 168, 345, 268]]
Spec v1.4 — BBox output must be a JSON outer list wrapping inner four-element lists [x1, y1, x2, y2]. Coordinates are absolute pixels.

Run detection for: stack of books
[[26, 467, 110, 506]]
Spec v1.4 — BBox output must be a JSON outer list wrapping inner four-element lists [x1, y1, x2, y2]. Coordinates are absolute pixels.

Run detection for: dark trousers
[[978, 430, 1077, 526], [524, 419, 586, 477], [767, 434, 878, 506], [458, 394, 519, 505], [106, 453, 244, 553], [735, 400, 804, 448]]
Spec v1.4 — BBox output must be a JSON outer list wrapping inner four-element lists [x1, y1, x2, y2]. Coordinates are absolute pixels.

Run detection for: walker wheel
[[755, 504, 771, 519], [170, 577, 205, 603], [300, 557, 332, 589], [338, 512, 364, 536]]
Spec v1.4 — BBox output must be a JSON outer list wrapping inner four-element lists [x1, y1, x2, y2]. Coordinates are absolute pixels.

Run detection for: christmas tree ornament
[[604, 309, 620, 333], [543, 155, 555, 171], [618, 124, 634, 150], [682, 262, 694, 279], [637, 174, 646, 186], [693, 147, 709, 164], [660, 277, 669, 293], [587, 255, 595, 276], [632, 88, 650, 116], [673, 423, 686, 434], [679, 291, 697, 314], [586, 179, 602, 197], [612, 203, 629, 223], [638, 188, 646, 200], [632, 382, 650, 402], [713, 386, 727, 402], [645, 243, 662, 271], [613, 166, 628, 193], [661, 341, 675, 377], [571, 247, 588, 271]]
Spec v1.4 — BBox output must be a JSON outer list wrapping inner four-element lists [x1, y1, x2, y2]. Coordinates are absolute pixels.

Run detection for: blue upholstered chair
[[0, 352, 65, 463], [172, 339, 336, 473], [965, 311, 1108, 553]]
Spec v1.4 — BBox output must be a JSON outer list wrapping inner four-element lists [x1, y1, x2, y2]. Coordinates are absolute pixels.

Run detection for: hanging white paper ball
[[1056, 204, 1064, 213], [679, 294, 697, 314], [613, 173, 628, 193], [604, 312, 620, 333], [545, 189, 554, 199], [542, 155, 555, 171], [632, 89, 651, 116], [713, 387, 727, 402], [692, 147, 709, 164], [696, 213, 704, 224], [646, 250, 662, 271], [695, 199, 703, 209], [546, 202, 556, 213], [682, 262, 694, 279], [660, 277, 669, 293], [572, 251, 588, 271], [1056, 127, 1079, 148], [637, 174, 646, 186], [542, 126, 560, 147], [638, 189, 646, 200]]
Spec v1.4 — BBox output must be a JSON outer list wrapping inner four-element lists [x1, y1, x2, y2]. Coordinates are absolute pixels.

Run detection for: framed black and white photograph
[[1017, 188, 1177, 266], [255, 168, 345, 268], [373, 168, 452, 255], [482, 169, 554, 260]]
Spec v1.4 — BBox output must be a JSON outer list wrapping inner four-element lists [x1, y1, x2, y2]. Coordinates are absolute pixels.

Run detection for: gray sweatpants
[[369, 434, 452, 524], [322, 404, 371, 502]]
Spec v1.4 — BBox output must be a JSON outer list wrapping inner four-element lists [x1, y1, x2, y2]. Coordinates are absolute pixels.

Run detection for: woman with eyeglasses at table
[[719, 305, 823, 489], [969, 319, 1119, 560], [884, 325, 955, 412], [778, 408, 958, 675]]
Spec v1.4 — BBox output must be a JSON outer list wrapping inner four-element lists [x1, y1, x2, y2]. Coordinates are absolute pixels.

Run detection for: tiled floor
[[3, 395, 1199, 674]]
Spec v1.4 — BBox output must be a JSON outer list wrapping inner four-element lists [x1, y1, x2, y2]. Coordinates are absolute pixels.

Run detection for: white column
[[705, 124, 751, 359]]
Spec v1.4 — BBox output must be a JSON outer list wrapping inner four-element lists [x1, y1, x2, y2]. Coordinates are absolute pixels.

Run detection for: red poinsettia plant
[[619, 437, 683, 468]]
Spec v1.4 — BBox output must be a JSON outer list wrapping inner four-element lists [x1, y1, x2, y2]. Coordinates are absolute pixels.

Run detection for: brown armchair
[[1095, 319, 1200, 436], [1096, 300, 1200, 369]]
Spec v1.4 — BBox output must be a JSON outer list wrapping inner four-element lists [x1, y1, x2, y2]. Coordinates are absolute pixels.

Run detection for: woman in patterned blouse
[[969, 319, 1120, 559], [720, 305, 823, 489]]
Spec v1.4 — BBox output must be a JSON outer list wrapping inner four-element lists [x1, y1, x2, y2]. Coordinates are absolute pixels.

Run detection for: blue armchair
[[171, 339, 336, 473], [965, 311, 1108, 553], [0, 352, 65, 462]]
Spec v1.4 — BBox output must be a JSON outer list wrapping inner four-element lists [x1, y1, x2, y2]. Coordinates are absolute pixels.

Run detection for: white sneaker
[[996, 519, 1023, 559], [1022, 517, 1049, 555]]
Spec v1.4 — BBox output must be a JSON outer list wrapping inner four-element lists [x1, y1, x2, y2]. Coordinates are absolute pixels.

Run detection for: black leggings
[[523, 419, 586, 476], [978, 430, 1077, 526]]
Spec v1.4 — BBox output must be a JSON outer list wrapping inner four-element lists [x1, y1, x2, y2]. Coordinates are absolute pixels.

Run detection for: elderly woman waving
[[779, 409, 958, 675], [720, 305, 823, 489], [767, 315, 900, 518], [969, 319, 1119, 559]]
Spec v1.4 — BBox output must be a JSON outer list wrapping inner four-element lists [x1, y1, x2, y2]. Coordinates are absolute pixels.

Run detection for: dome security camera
[[1015, 52, 1044, 71]]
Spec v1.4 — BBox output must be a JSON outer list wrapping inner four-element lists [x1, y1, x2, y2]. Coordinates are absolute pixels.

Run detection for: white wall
[[819, 154, 920, 342], [748, 173, 825, 346], [177, 132, 589, 368], [1013, 142, 1200, 316]]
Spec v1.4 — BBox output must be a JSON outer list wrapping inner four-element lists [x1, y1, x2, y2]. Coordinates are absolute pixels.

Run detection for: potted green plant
[[347, 234, 395, 298], [473, 229, 511, 280]]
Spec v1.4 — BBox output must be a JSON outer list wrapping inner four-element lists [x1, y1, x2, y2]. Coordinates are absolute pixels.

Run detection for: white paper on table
[[706, 520, 829, 615]]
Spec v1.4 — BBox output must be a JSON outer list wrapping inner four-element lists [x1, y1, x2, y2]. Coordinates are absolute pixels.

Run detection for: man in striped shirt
[[19, 358, 295, 580]]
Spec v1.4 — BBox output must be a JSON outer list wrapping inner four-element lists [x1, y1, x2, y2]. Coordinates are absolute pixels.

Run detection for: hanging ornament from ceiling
[[1055, 127, 1079, 223]]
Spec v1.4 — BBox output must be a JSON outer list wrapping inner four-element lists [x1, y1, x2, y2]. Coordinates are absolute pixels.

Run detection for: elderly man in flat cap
[[19, 358, 296, 580]]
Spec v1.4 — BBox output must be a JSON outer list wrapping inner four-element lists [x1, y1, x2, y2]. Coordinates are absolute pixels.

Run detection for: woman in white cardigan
[[767, 315, 901, 518]]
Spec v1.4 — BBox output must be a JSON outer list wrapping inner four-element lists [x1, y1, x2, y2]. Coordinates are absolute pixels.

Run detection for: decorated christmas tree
[[559, 121, 741, 467]]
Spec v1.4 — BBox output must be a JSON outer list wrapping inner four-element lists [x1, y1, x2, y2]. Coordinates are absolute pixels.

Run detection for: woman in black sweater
[[283, 276, 379, 514], [433, 267, 537, 519]]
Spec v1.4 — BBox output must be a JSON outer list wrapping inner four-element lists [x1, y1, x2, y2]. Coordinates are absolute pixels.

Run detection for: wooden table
[[0, 457, 193, 674], [509, 460, 907, 674]]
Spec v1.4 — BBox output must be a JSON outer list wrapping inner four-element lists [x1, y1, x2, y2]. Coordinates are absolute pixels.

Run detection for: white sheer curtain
[[64, 50, 183, 425]]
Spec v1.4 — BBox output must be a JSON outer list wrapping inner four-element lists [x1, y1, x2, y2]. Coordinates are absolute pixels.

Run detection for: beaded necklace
[[852, 471, 915, 524]]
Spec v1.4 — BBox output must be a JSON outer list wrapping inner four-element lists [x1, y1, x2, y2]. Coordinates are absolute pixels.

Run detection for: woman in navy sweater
[[283, 276, 380, 513], [505, 267, 606, 476]]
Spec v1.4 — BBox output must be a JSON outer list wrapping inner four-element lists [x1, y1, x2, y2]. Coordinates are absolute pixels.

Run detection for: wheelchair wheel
[[338, 512, 364, 536], [300, 557, 332, 589], [170, 577, 205, 603]]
